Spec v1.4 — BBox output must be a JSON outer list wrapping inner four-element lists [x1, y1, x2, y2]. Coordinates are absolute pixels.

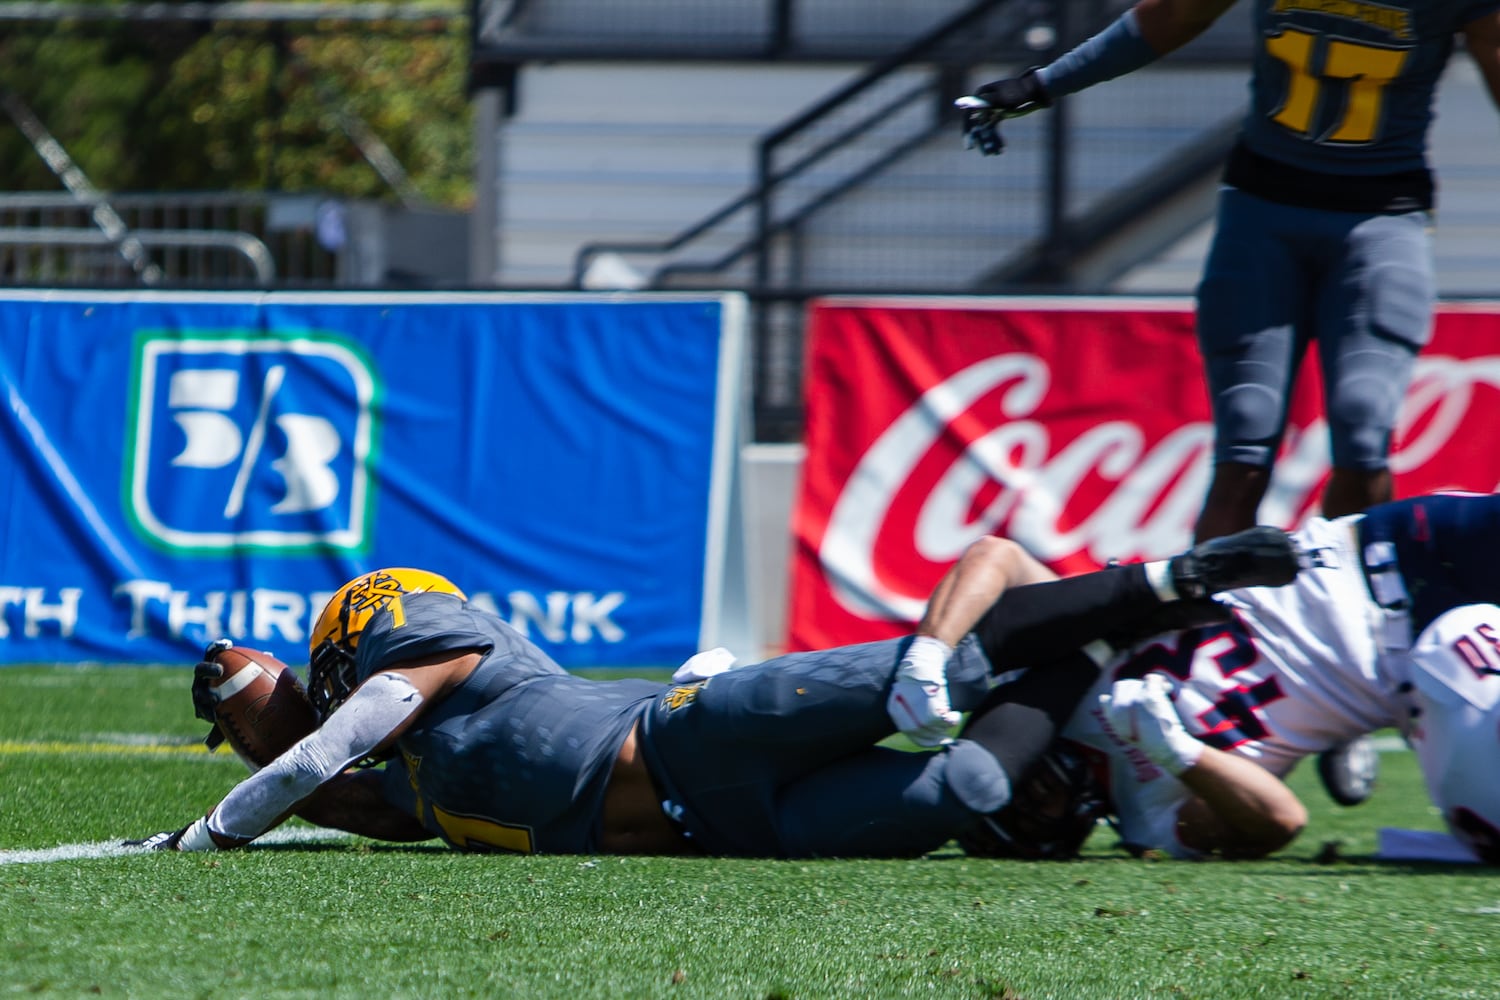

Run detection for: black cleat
[[1170, 526, 1300, 599], [1317, 735, 1379, 806]]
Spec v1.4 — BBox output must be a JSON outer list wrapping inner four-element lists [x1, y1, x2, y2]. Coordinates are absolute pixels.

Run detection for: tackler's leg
[[774, 746, 979, 858], [777, 644, 1118, 858], [972, 525, 1300, 670], [956, 647, 1106, 804], [774, 645, 1110, 859]]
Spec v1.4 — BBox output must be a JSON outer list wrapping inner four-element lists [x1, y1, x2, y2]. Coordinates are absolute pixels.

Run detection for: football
[[208, 646, 318, 770]]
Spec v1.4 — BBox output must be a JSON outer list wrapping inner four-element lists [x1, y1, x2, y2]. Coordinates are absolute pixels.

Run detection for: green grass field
[[3, 665, 1495, 1000]]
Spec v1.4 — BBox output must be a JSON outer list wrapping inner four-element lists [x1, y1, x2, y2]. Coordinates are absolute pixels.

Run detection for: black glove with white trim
[[124, 827, 188, 851], [957, 69, 1052, 156]]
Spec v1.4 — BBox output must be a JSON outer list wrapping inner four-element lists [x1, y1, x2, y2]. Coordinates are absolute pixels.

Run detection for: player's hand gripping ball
[[193, 639, 317, 770]]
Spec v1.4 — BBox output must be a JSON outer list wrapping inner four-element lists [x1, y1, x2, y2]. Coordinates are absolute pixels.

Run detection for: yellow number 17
[[1265, 29, 1409, 143]]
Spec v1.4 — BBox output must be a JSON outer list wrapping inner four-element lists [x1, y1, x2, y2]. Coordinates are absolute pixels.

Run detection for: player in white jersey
[[1398, 605, 1500, 862], [1069, 513, 1397, 856], [994, 492, 1500, 863]]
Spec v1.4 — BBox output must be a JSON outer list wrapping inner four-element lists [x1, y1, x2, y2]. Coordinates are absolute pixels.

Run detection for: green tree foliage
[[0, 5, 473, 208]]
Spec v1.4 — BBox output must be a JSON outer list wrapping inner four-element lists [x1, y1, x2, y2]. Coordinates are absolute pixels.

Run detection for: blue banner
[[0, 291, 745, 668]]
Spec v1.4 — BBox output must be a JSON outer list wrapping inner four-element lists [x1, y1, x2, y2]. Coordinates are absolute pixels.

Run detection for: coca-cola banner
[[787, 297, 1500, 651]]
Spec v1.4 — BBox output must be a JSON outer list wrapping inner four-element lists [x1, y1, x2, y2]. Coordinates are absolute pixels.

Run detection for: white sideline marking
[[0, 826, 353, 866]]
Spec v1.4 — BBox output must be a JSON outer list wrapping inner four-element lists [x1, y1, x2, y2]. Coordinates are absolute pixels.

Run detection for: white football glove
[[124, 815, 217, 851], [1099, 673, 1204, 776], [671, 647, 738, 684], [886, 640, 960, 748]]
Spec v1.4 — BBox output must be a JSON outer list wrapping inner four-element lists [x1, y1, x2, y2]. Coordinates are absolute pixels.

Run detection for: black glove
[[957, 69, 1052, 157], [973, 69, 1052, 117], [124, 827, 187, 851], [191, 638, 233, 724], [193, 638, 233, 751]]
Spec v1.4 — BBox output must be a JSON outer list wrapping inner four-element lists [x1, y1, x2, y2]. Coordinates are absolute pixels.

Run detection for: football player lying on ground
[[131, 526, 1299, 857], [971, 492, 1500, 864]]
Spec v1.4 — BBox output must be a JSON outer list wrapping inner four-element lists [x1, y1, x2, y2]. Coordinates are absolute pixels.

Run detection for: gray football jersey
[[356, 592, 658, 853], [1242, 0, 1499, 174]]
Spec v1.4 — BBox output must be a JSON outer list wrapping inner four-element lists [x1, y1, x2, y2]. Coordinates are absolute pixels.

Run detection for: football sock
[[957, 648, 1102, 785], [973, 563, 1159, 668]]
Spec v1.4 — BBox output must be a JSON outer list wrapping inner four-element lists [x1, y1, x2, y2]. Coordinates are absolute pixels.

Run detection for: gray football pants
[[1195, 187, 1434, 469], [637, 636, 1004, 858]]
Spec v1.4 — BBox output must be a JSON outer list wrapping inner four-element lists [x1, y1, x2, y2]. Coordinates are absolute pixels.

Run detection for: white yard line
[[0, 826, 354, 865]]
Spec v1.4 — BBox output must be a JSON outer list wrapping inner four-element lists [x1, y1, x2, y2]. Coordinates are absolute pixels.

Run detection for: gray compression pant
[[636, 636, 1009, 858], [1195, 187, 1434, 469]]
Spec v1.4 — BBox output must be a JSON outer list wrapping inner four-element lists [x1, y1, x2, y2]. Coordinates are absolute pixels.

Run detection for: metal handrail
[[657, 101, 944, 284], [0, 227, 277, 284], [979, 114, 1242, 288], [572, 75, 931, 286], [572, 0, 1019, 289]]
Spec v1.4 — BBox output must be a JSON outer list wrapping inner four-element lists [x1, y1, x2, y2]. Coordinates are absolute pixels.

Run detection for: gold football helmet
[[306, 568, 466, 717]]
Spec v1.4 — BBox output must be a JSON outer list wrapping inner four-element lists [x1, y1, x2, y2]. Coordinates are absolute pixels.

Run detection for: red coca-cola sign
[[786, 298, 1500, 650]]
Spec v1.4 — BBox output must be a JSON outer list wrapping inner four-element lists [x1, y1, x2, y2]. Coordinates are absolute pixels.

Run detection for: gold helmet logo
[[306, 567, 466, 716]]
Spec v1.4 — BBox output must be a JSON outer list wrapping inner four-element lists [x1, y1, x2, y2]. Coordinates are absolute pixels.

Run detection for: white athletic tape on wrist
[[177, 815, 218, 852], [1157, 727, 1205, 776]]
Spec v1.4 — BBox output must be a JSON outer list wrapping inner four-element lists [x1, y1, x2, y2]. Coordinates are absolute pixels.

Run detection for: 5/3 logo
[[125, 333, 379, 553]]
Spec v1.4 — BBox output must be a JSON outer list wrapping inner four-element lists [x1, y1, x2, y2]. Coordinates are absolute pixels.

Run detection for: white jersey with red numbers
[[1399, 604, 1500, 864], [1063, 514, 1408, 856]]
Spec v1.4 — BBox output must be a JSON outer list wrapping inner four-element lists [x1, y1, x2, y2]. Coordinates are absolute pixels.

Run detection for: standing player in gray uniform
[[133, 528, 1300, 858], [961, 0, 1500, 541], [958, 0, 1500, 802]]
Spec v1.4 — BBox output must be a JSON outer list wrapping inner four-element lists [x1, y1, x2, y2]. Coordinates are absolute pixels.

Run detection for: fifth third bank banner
[[0, 291, 745, 668]]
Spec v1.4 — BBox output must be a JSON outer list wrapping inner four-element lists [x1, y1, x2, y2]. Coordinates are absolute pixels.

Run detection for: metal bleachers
[[495, 59, 1252, 293]]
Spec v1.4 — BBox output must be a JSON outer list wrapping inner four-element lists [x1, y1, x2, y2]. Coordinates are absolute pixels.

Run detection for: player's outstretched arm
[[959, 0, 1238, 153], [133, 651, 480, 851], [914, 536, 1059, 648], [889, 536, 1058, 746]]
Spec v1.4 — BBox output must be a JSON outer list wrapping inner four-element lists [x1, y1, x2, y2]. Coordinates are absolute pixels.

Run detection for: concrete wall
[[741, 442, 804, 657]]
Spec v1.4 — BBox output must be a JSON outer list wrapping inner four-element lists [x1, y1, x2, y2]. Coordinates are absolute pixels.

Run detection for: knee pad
[[1325, 339, 1413, 468], [941, 738, 1013, 815]]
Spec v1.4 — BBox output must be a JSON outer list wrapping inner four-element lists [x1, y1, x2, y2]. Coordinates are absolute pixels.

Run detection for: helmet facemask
[[957, 743, 1109, 860], [307, 633, 359, 721]]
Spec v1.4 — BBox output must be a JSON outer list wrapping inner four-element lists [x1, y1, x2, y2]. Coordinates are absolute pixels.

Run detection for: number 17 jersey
[[1243, 0, 1499, 175]]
